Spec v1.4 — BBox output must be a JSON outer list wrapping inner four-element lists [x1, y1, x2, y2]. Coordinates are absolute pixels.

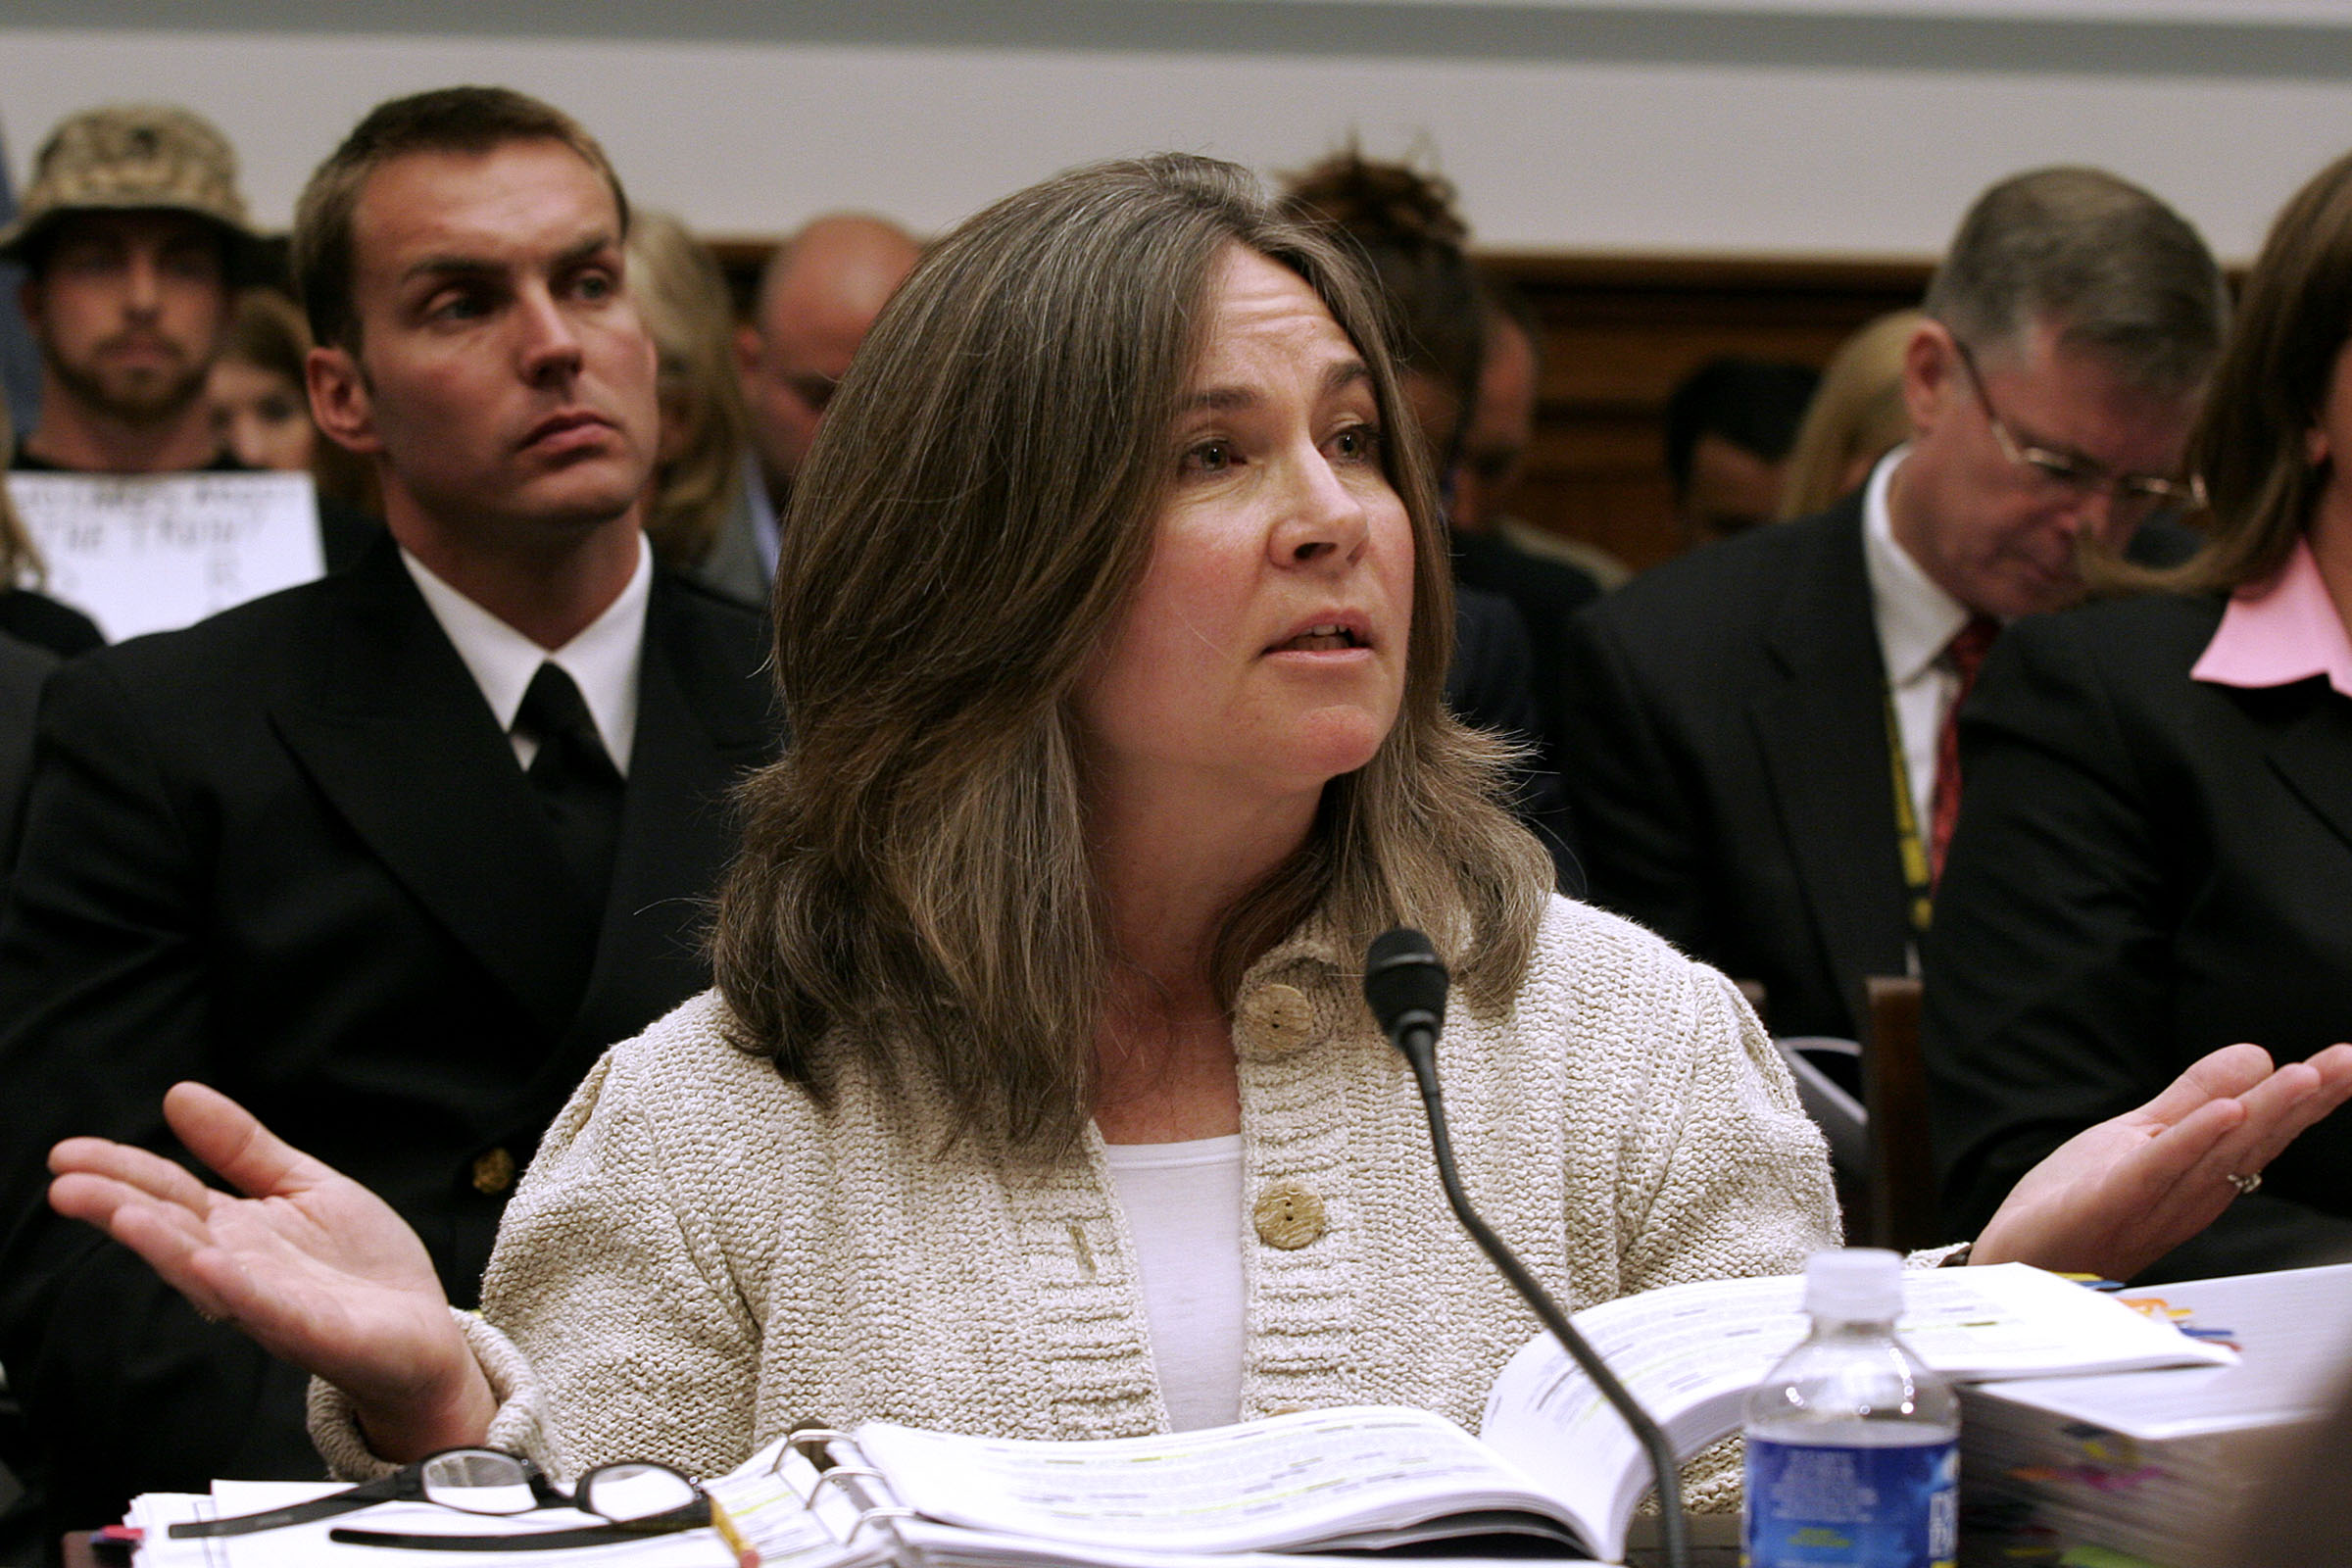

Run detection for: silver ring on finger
[[2226, 1170, 2263, 1197]]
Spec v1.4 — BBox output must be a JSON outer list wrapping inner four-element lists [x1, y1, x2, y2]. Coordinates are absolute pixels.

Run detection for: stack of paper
[[1478, 1260, 2237, 1559], [111, 1262, 2252, 1568], [1958, 1262, 2352, 1568]]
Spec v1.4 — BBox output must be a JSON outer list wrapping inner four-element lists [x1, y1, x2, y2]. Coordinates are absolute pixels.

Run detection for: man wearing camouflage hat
[[1, 104, 372, 566]]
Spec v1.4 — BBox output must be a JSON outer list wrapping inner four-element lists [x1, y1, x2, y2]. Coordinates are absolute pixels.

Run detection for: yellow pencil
[[708, 1494, 760, 1568]]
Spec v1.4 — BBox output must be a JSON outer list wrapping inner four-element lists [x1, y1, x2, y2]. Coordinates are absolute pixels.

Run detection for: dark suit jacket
[[0, 630, 57, 876], [1558, 495, 1904, 1039], [1451, 525, 1601, 772], [0, 587, 102, 660], [1926, 591, 2352, 1282], [1448, 583, 1582, 892], [0, 538, 776, 1527]]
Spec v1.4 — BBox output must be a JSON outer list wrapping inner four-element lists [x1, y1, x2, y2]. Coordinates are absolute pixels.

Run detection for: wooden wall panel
[[1480, 253, 1935, 572], [711, 239, 1936, 574]]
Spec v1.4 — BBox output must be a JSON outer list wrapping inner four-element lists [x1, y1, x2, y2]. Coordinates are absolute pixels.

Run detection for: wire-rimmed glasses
[[1951, 337, 2204, 524]]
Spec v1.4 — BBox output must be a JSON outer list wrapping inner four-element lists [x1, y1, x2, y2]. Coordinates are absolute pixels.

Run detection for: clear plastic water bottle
[[1742, 1249, 1958, 1568]]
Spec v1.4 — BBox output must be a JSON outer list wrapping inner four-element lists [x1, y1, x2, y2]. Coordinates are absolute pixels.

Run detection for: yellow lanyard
[[1884, 688, 1934, 936]]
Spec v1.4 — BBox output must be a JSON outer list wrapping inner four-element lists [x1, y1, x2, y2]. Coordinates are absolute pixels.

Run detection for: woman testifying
[[44, 155, 2352, 1484], [1931, 147, 2352, 1283]]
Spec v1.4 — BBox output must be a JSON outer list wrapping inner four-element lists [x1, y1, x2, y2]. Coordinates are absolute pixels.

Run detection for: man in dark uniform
[[0, 87, 778, 1536]]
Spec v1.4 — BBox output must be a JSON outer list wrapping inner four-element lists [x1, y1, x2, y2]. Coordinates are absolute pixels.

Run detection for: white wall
[[5, 10, 2351, 260]]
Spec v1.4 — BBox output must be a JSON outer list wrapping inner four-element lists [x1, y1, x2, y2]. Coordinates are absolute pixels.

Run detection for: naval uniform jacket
[[0, 534, 777, 1525]]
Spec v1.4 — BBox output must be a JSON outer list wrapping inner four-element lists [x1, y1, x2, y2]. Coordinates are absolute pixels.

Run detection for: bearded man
[[2, 103, 374, 568]]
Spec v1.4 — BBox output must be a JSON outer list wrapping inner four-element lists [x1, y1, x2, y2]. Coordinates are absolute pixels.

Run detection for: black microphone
[[1363, 928, 1690, 1568]]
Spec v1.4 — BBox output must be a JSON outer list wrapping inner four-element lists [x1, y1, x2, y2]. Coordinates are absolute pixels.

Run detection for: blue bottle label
[[1742, 1436, 1957, 1568]]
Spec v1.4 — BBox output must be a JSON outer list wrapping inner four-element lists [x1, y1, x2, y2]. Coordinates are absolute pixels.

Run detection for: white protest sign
[[8, 470, 327, 642]]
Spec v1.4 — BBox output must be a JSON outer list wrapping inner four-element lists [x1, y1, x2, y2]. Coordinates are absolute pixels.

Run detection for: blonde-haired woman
[[48, 156, 2349, 1490], [1778, 309, 1923, 521], [624, 211, 748, 578]]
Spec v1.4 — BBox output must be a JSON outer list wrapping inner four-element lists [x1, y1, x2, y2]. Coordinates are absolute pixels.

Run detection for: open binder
[[715, 1263, 2232, 1568], [116, 1264, 2233, 1568], [753, 1415, 1608, 1568]]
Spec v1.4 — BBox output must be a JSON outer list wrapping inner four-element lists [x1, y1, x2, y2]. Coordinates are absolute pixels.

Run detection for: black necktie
[[514, 662, 624, 907]]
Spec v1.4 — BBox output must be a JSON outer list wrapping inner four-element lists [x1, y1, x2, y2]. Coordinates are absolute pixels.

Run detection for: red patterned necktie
[[1928, 613, 2001, 885]]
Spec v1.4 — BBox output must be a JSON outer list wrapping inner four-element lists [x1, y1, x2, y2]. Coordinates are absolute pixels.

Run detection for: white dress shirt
[[1861, 447, 1972, 830], [400, 534, 653, 776]]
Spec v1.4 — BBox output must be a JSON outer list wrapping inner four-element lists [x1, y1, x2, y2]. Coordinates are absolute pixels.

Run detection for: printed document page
[[851, 1405, 1586, 1554], [9, 470, 325, 641], [1966, 1259, 2352, 1441], [128, 1461, 850, 1568]]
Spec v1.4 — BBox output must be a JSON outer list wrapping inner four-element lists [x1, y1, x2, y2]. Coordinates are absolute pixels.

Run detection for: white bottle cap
[[1803, 1247, 1903, 1322]]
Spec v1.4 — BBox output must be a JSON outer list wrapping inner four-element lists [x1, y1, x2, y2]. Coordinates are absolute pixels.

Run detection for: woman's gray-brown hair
[[710, 153, 1549, 1155], [2154, 147, 2352, 596], [1280, 148, 1483, 469], [624, 210, 748, 573]]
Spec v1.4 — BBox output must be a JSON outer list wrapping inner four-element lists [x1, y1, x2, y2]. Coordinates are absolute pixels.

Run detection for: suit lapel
[[564, 574, 778, 1057], [270, 544, 598, 1040], [2266, 685, 2352, 858], [1747, 500, 1915, 1022]]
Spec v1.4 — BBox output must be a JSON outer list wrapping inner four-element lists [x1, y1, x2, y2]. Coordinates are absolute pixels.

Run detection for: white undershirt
[[1861, 446, 1972, 829], [1101, 1135, 1247, 1431], [400, 535, 653, 775]]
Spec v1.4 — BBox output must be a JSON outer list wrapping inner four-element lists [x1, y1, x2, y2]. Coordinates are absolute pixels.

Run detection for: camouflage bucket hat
[[0, 103, 262, 271]]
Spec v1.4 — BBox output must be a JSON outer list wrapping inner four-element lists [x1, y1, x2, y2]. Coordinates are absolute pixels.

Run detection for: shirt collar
[[2191, 535, 2352, 701], [399, 533, 653, 774], [1862, 444, 1973, 686]]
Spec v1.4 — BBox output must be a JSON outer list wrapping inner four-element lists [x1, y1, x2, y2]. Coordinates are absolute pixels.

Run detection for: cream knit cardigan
[[315, 895, 1838, 1497]]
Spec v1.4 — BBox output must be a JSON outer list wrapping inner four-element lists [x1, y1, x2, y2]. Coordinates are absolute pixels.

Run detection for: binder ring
[[778, 1428, 849, 1473], [843, 1505, 920, 1544], [808, 1466, 889, 1504]]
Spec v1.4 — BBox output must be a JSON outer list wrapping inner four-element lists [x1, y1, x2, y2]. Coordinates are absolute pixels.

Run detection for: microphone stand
[[1370, 930, 1690, 1568]]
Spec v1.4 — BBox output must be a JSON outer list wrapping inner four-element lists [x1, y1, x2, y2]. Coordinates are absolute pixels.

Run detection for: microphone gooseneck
[[1363, 928, 1690, 1568]]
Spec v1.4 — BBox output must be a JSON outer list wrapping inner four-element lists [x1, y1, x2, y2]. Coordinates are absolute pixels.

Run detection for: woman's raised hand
[[47, 1081, 497, 1461], [1973, 1042, 2352, 1280]]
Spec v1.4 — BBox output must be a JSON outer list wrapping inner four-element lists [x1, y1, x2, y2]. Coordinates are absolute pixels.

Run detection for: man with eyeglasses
[[1556, 167, 2226, 1046]]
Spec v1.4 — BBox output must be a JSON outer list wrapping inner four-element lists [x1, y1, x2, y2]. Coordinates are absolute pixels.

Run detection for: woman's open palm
[[47, 1082, 492, 1455]]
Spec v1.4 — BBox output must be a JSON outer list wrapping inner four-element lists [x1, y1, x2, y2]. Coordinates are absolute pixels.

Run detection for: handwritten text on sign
[[8, 470, 325, 642]]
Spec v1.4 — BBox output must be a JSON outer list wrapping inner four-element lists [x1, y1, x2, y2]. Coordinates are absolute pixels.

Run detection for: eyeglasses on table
[[169, 1446, 708, 1548]]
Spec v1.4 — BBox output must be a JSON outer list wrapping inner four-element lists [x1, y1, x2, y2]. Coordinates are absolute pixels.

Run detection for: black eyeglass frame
[[168, 1446, 700, 1541], [1950, 336, 2205, 520]]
